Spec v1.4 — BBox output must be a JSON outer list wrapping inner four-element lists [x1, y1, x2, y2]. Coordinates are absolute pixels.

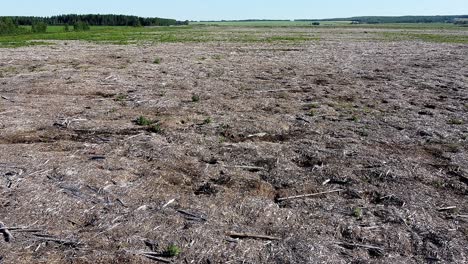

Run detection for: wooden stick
[[336, 242, 384, 251], [0, 222, 13, 242], [33, 234, 79, 246], [222, 165, 266, 171], [226, 231, 281, 241], [437, 206, 457, 211], [277, 189, 343, 201], [0, 227, 42, 233], [139, 252, 171, 263]]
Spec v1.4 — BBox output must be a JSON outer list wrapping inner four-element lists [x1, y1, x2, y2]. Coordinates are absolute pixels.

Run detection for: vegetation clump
[[135, 116, 153, 126], [165, 244, 181, 257], [73, 21, 90, 32], [0, 17, 19, 35], [191, 94, 200, 102], [31, 21, 47, 33]]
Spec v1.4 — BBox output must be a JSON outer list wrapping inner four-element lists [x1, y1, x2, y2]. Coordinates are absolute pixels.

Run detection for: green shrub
[[32, 21, 47, 33], [353, 207, 363, 219], [0, 17, 18, 35], [153, 58, 161, 64], [203, 117, 212, 124], [165, 244, 181, 257], [448, 119, 464, 125], [148, 123, 162, 133], [191, 94, 200, 102], [135, 116, 153, 126], [74, 21, 90, 32], [64, 24, 70, 32]]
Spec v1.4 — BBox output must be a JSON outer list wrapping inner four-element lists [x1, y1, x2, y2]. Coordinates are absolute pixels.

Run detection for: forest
[[1, 14, 185, 27], [296, 15, 468, 24]]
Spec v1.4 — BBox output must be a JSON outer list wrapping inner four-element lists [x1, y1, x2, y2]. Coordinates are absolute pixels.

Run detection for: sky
[[1, 0, 467, 21]]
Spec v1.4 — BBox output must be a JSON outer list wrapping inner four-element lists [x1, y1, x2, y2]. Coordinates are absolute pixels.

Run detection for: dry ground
[[0, 27, 467, 263]]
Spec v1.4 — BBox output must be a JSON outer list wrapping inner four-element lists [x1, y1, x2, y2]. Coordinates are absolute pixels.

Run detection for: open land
[[0, 23, 467, 263]]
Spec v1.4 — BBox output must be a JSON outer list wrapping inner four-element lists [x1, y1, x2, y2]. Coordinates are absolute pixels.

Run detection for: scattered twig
[[438, 206, 457, 212], [33, 234, 79, 247], [222, 165, 266, 171], [336, 242, 384, 251], [0, 222, 13, 242], [0, 227, 42, 233], [1, 96, 14, 102], [162, 199, 176, 209], [116, 198, 127, 207], [254, 88, 301, 93], [139, 252, 171, 263], [276, 189, 343, 202], [176, 209, 207, 222], [247, 133, 268, 138], [226, 231, 281, 241]]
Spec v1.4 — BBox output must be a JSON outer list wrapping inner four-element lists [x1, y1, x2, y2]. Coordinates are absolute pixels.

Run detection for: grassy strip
[[380, 32, 468, 43]]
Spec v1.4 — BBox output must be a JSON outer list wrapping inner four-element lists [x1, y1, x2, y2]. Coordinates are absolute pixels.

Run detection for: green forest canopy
[[295, 15, 468, 24], [1, 14, 187, 27]]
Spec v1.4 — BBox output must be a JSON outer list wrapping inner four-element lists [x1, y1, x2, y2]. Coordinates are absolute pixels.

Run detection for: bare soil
[[0, 31, 467, 263]]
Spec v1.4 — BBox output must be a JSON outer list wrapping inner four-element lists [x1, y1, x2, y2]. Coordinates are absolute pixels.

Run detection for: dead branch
[[222, 165, 266, 171], [0, 222, 13, 242], [437, 206, 457, 211], [176, 209, 207, 222], [276, 189, 343, 202], [336, 242, 384, 251], [226, 231, 281, 241], [33, 234, 79, 247]]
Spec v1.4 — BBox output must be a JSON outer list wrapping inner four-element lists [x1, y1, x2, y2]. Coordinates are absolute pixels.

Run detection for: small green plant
[[307, 110, 315, 117], [349, 115, 359, 122], [135, 116, 153, 126], [114, 93, 127, 102], [153, 58, 162, 64], [212, 54, 222, 60], [353, 207, 363, 219], [448, 119, 464, 125], [64, 24, 70, 32], [203, 117, 212, 125], [165, 244, 181, 257], [148, 123, 162, 133], [192, 94, 200, 102]]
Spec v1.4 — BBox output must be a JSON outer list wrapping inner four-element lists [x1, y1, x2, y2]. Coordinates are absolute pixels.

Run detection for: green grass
[[381, 32, 468, 43], [191, 21, 345, 27], [1, 23, 466, 48]]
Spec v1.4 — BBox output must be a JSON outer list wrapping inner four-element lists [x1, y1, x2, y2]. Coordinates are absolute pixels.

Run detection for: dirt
[[0, 30, 467, 263]]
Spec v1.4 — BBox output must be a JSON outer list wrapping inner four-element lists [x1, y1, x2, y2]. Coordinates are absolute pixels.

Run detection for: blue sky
[[1, 0, 467, 20]]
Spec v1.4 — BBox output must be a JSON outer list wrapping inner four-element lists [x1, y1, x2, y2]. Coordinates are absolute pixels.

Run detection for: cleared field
[[1, 23, 468, 48], [0, 24, 467, 263]]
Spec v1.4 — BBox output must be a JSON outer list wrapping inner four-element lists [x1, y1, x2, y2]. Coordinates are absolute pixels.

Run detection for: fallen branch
[[33, 234, 79, 247], [0, 227, 42, 233], [276, 189, 343, 202], [141, 254, 171, 263], [222, 165, 266, 171], [226, 231, 281, 241], [0, 222, 13, 242], [336, 242, 384, 251], [176, 209, 207, 222], [438, 206, 457, 212]]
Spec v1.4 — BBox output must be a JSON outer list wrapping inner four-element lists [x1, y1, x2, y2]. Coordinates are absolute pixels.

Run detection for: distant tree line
[[296, 15, 468, 24], [198, 19, 291, 22], [2, 14, 185, 27]]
